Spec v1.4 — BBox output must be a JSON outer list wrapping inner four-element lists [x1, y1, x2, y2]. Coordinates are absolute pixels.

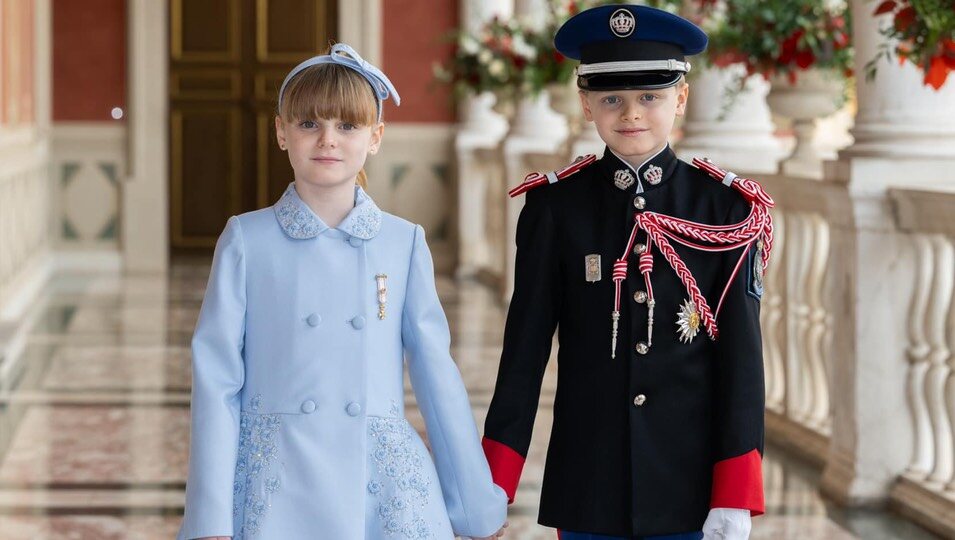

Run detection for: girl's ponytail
[[357, 168, 368, 190]]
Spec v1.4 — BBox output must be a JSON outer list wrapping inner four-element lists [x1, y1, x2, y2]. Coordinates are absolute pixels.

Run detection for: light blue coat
[[178, 183, 507, 540]]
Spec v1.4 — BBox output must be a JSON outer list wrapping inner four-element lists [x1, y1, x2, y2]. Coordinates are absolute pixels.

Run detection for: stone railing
[[886, 188, 955, 538], [756, 173, 850, 465], [0, 127, 52, 385]]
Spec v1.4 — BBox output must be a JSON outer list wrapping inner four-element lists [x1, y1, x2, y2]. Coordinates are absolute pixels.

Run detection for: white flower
[[478, 50, 493, 65], [459, 34, 480, 55], [488, 59, 506, 77], [512, 34, 537, 60]]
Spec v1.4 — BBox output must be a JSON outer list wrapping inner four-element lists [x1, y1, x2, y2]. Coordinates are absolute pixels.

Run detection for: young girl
[[178, 43, 508, 540]]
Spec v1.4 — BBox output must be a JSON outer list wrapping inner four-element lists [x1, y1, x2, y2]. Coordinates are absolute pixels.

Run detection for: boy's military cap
[[555, 4, 708, 90]]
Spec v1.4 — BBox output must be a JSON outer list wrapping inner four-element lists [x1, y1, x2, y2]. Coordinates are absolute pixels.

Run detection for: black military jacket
[[482, 145, 765, 537]]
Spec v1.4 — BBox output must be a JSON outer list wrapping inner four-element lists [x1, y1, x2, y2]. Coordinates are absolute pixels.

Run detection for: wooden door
[[169, 0, 338, 250]]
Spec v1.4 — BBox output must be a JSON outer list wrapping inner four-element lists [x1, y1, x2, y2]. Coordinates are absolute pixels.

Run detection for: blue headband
[[278, 43, 400, 123]]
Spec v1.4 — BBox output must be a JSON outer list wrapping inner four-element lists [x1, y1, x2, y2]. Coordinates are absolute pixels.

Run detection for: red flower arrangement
[[867, 0, 955, 90], [705, 0, 853, 85], [435, 1, 585, 100]]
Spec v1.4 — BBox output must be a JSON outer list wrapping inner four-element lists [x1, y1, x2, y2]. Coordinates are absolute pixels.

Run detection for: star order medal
[[676, 299, 700, 343]]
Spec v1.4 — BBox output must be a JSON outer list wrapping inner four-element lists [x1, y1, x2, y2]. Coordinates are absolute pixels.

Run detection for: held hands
[[702, 508, 751, 540], [461, 519, 509, 540]]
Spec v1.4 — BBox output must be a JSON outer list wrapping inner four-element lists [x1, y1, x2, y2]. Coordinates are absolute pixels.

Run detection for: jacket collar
[[274, 182, 382, 240], [598, 143, 678, 194]]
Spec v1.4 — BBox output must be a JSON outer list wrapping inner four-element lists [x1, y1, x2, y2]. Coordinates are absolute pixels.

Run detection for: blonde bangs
[[279, 63, 378, 125]]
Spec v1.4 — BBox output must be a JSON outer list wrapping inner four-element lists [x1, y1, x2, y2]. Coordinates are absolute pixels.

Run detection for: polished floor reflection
[[0, 261, 940, 539]]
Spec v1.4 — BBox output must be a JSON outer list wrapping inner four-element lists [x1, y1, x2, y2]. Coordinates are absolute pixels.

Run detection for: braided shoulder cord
[[607, 159, 775, 356]]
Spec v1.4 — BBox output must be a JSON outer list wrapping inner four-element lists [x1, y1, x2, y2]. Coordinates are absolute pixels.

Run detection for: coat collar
[[274, 182, 382, 240], [598, 143, 678, 194]]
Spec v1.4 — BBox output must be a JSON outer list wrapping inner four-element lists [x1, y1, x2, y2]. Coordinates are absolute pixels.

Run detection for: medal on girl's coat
[[375, 274, 388, 319]]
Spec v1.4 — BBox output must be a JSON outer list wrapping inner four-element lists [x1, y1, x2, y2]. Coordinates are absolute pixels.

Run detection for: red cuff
[[481, 437, 525, 504], [711, 448, 765, 515]]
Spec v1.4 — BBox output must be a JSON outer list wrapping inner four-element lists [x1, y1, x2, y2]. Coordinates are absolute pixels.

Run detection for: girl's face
[[579, 84, 688, 163], [275, 115, 384, 189]]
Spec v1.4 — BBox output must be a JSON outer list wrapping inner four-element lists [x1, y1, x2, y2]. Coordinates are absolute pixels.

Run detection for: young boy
[[482, 5, 773, 540]]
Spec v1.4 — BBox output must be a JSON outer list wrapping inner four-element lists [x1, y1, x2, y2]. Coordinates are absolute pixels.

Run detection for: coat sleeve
[[710, 197, 766, 516], [481, 187, 560, 504], [179, 216, 247, 539], [401, 224, 508, 538]]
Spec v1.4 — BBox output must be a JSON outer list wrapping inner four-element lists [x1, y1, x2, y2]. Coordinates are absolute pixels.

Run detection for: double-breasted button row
[[304, 313, 367, 330], [300, 400, 364, 416]]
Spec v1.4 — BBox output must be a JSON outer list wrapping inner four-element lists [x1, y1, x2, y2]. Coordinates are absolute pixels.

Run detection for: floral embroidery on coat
[[367, 417, 434, 539], [274, 182, 382, 240], [342, 200, 383, 239], [232, 394, 282, 539], [275, 189, 324, 240]]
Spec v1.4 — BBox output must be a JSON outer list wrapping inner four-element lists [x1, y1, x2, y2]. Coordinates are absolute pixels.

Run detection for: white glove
[[702, 507, 751, 540]]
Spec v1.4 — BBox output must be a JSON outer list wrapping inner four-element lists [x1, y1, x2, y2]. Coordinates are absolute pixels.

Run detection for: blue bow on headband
[[278, 43, 400, 123]]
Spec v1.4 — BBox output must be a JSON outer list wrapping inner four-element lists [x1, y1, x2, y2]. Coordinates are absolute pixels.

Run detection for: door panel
[[169, 0, 337, 250]]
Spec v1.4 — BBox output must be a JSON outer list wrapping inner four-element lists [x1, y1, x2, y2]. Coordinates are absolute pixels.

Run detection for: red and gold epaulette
[[508, 154, 598, 198]]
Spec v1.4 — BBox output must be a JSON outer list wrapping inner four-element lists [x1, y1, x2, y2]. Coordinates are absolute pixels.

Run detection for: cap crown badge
[[610, 8, 636, 38]]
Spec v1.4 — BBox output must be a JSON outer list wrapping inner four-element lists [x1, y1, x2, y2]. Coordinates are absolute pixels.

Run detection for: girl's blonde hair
[[277, 61, 379, 189]]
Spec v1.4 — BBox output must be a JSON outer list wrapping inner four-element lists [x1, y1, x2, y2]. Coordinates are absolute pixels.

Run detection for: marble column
[[125, 0, 170, 272], [455, 0, 512, 278], [497, 0, 570, 302], [820, 0, 955, 507], [677, 65, 783, 175]]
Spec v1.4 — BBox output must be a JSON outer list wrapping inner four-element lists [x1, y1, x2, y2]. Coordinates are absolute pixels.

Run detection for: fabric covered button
[[348, 236, 363, 247], [346, 402, 362, 417], [306, 313, 321, 327], [301, 400, 316, 414], [351, 315, 366, 329]]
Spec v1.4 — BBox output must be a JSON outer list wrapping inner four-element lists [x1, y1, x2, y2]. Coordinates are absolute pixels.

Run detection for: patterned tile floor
[[0, 261, 941, 539]]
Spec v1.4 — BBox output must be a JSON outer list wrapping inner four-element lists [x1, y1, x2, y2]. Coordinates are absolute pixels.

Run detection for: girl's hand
[[469, 520, 508, 539]]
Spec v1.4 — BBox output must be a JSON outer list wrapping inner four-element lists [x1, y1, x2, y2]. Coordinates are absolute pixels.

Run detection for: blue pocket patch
[[746, 243, 764, 301]]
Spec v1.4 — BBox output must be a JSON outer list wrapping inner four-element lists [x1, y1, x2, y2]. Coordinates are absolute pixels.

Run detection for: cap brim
[[578, 71, 683, 90]]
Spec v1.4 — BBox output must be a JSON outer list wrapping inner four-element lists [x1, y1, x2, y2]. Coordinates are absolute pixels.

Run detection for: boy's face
[[275, 115, 384, 189], [579, 83, 688, 163]]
